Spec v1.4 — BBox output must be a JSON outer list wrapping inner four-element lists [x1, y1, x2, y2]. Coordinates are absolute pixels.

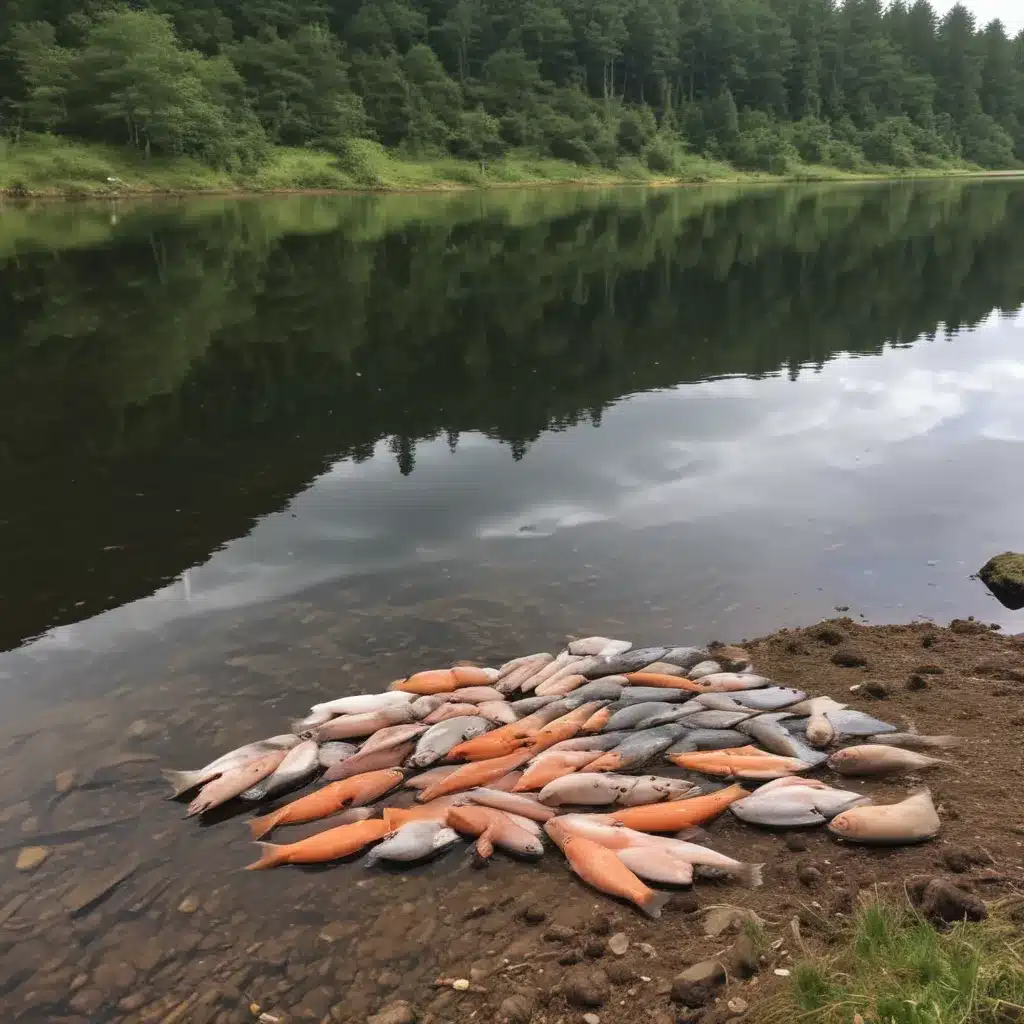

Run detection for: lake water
[[1, 181, 1023, 1021]]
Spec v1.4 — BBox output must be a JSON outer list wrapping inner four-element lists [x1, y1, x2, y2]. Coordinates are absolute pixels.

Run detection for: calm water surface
[[1, 181, 1023, 1020]]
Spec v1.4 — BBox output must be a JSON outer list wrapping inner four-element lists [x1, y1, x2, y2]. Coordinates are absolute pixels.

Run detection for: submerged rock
[[979, 552, 1024, 610]]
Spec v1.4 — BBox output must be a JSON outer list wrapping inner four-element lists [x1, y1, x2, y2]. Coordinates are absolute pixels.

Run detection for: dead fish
[[246, 818, 391, 869], [515, 750, 604, 790], [383, 794, 470, 828], [407, 717, 494, 769], [658, 647, 711, 671], [322, 741, 415, 781], [467, 788, 557, 822], [584, 724, 690, 772], [449, 687, 506, 704], [545, 730, 635, 753], [603, 784, 750, 831], [359, 723, 427, 755], [680, 710, 753, 729], [161, 735, 304, 798], [313, 704, 416, 742], [317, 742, 359, 768], [556, 834, 670, 917], [364, 821, 461, 866], [632, 707, 697, 729], [392, 666, 499, 695], [870, 733, 960, 751], [827, 745, 947, 777], [668, 748, 812, 781], [638, 661, 690, 677], [404, 764, 461, 790], [730, 687, 807, 711], [688, 660, 723, 679], [498, 654, 555, 695], [738, 713, 829, 766], [786, 696, 846, 746], [690, 673, 770, 691], [422, 702, 488, 724], [583, 647, 671, 678], [187, 750, 288, 817], [561, 680, 627, 707], [476, 701, 520, 725], [240, 740, 320, 802], [417, 749, 535, 802], [667, 729, 748, 753], [569, 637, 633, 657], [535, 672, 589, 697], [497, 652, 549, 678], [448, 702, 569, 761], [828, 789, 940, 845], [447, 805, 544, 859], [730, 785, 871, 827], [539, 773, 701, 808], [409, 695, 451, 720], [691, 693, 747, 712], [605, 702, 680, 732], [520, 652, 582, 693], [614, 687, 687, 705], [819, 708, 897, 739], [509, 694, 562, 715]]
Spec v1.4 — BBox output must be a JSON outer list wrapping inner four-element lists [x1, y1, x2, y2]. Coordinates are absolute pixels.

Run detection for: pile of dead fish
[[164, 639, 956, 918]]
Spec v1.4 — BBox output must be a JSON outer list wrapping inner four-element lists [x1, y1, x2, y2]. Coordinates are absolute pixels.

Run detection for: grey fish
[[615, 686, 688, 704], [323, 741, 415, 781], [161, 734, 304, 798], [667, 729, 748, 754], [561, 679, 627, 707], [583, 647, 671, 678], [787, 709, 897, 739], [605, 702, 680, 732], [691, 693, 747, 711], [568, 636, 632, 657], [633, 707, 697, 729], [681, 709, 754, 729], [539, 773, 702, 807], [240, 739, 320, 802], [870, 733, 960, 751], [688, 660, 723, 680], [317, 742, 359, 768], [591, 724, 690, 770], [364, 821, 461, 866], [731, 785, 870, 827], [731, 687, 807, 711], [738, 713, 829, 766], [545, 730, 635, 753], [510, 694, 562, 715], [407, 717, 494, 769], [638, 661, 690, 677], [659, 647, 711, 671], [409, 695, 450, 720]]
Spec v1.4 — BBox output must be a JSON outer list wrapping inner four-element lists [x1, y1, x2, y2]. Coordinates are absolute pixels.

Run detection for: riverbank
[[1, 614, 1021, 1022], [3, 133, 1022, 199]]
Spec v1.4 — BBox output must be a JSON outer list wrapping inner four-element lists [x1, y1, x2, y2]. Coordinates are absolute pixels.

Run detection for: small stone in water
[[453, 978, 470, 991], [16, 846, 49, 871], [583, 1014, 601, 1024], [177, 895, 199, 914], [728, 997, 749, 1013], [774, 968, 791, 977], [608, 933, 629, 955], [55, 771, 76, 793]]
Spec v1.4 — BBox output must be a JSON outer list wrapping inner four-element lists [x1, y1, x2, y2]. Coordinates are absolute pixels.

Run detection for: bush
[[862, 117, 917, 167], [828, 139, 865, 170], [961, 113, 1017, 168], [549, 134, 597, 165], [333, 137, 384, 185], [617, 106, 656, 154], [644, 135, 678, 173], [6, 180, 30, 198], [729, 111, 797, 173], [791, 117, 833, 164]]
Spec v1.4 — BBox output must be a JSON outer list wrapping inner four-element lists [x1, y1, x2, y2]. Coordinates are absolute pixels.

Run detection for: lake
[[1, 180, 1023, 1021]]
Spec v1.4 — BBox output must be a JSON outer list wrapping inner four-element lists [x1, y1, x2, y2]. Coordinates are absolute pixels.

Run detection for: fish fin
[[245, 843, 286, 871], [735, 862, 764, 888], [248, 810, 283, 841], [476, 829, 494, 860], [640, 889, 671, 919], [161, 768, 203, 799]]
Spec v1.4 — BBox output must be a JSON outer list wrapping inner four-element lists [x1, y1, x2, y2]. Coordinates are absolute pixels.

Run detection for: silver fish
[[828, 789, 940, 845], [161, 734, 303, 798], [605, 702, 680, 732], [545, 730, 635, 753], [539, 773, 701, 807], [409, 695, 451, 720], [682, 710, 754, 729], [467, 788, 557, 821], [593, 724, 690, 770], [739, 713, 829, 766], [731, 785, 870, 827], [666, 729, 747, 753], [323, 741, 415, 781], [568, 637, 633, 657], [731, 687, 807, 711], [477, 701, 519, 725], [364, 821, 461, 866], [561, 680, 627, 707], [317, 742, 359, 768], [615, 686, 687, 704], [310, 692, 415, 717], [659, 647, 711, 671], [510, 694, 562, 715], [583, 647, 671, 678], [786, 709, 897, 739], [690, 693, 748, 712], [827, 745, 947, 777], [407, 717, 494, 768], [688, 660, 723, 680], [240, 739, 320, 802], [360, 723, 427, 754]]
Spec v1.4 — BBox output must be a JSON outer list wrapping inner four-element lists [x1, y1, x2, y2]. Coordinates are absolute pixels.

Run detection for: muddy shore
[[1, 615, 1022, 1024]]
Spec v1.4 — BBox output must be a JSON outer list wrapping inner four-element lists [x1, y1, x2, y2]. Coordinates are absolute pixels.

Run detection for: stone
[[716, 646, 751, 671], [55, 770, 76, 793], [293, 987, 334, 1019], [911, 878, 988, 926], [93, 960, 137, 991], [520, 905, 546, 925], [814, 625, 846, 646], [831, 647, 868, 668], [584, 939, 606, 959], [130, 937, 166, 972], [178, 895, 199, 914], [20, 816, 39, 834], [608, 933, 630, 955], [605, 962, 635, 985], [16, 846, 49, 871], [862, 680, 889, 698], [667, 892, 701, 914], [978, 552, 1024, 610], [69, 988, 105, 1015], [703, 907, 761, 937], [913, 664, 945, 676], [563, 966, 610, 1008], [589, 914, 612, 936], [559, 949, 583, 965], [544, 924, 576, 942], [377, 970, 402, 990], [906, 674, 928, 692], [497, 991, 535, 1023], [797, 864, 823, 887], [677, 1011, 703, 1024], [583, 1014, 601, 1024], [728, 996, 749, 1014], [671, 961, 725, 1007], [63, 859, 138, 915], [949, 618, 989, 635], [783, 833, 808, 852], [730, 933, 760, 979]]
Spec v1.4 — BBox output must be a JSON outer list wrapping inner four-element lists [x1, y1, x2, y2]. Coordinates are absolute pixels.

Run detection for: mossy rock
[[978, 551, 1024, 610]]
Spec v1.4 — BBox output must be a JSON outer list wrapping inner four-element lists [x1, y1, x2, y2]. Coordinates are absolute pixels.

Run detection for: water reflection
[[2, 182, 1024, 657]]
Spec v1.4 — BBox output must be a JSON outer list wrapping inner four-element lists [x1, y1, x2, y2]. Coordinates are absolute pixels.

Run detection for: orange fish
[[513, 750, 601, 791], [383, 794, 466, 828], [245, 818, 391, 869], [447, 805, 543, 859], [417, 749, 535, 802], [667, 748, 810, 779], [247, 768, 404, 840], [625, 672, 703, 692], [448, 704, 564, 761], [529, 702, 607, 753], [607, 784, 749, 832], [559, 835, 669, 918], [581, 707, 613, 733], [491, 770, 523, 791]]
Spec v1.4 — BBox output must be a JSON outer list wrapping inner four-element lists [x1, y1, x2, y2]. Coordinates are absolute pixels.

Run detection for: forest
[[1, 0, 1023, 180]]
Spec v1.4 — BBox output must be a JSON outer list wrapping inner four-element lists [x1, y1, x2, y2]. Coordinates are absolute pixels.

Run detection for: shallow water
[[1, 181, 1023, 1021]]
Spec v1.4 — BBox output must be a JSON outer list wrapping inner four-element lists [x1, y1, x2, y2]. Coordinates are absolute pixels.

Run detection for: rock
[[608, 933, 630, 956], [584, 939, 606, 959], [130, 937, 166, 972], [913, 664, 945, 676], [978, 552, 1024, 610], [862, 680, 889, 698], [906, 674, 928, 692], [583, 1014, 601, 1024], [377, 970, 402, 989], [831, 648, 868, 668], [16, 846, 49, 871], [55, 771, 76, 794], [68, 988, 105, 1015], [563, 966, 610, 1008], [93, 960, 136, 991], [544, 924, 576, 942], [178, 895, 199, 914], [126, 719, 152, 739], [677, 1011, 703, 1024], [559, 949, 583, 965], [716, 646, 751, 671], [814, 625, 845, 646], [497, 991, 535, 1023], [797, 864, 823, 888], [949, 618, 989, 636], [783, 833, 808, 852], [605, 962, 635, 985], [911, 878, 988, 925], [63, 859, 138, 915], [922, 634, 937, 648], [368, 999, 416, 1024], [589, 913, 612, 936], [730, 933, 760, 979], [671, 961, 725, 1007], [520, 905, 546, 925], [667, 892, 700, 914], [703, 907, 761, 937]]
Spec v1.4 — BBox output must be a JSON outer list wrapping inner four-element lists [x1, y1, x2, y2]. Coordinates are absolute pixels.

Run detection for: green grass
[[2, 133, 1021, 198], [757, 898, 1024, 1024]]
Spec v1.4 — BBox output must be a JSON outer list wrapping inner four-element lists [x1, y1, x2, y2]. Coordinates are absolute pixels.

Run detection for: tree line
[[1, 0, 1023, 175]]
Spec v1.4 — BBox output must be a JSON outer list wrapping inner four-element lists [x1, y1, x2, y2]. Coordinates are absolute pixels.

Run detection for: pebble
[[544, 924, 576, 942], [797, 864, 823, 887], [730, 933, 760, 978], [605, 962, 635, 985], [703, 906, 760, 937], [16, 846, 49, 871], [589, 913, 612, 936], [608, 932, 629, 955], [21, 816, 39, 834], [563, 965, 610, 1008], [63, 859, 138, 915], [862, 680, 889, 698], [520, 905, 546, 924], [583, 1014, 601, 1024], [783, 833, 809, 852], [178, 895, 199, 914], [728, 996, 749, 1013], [831, 647, 868, 668], [55, 770, 76, 793], [906, 674, 928, 691], [670, 961, 725, 1007], [583, 939, 605, 959], [497, 991, 536, 1023], [367, 998, 416, 1024], [774, 969, 791, 977]]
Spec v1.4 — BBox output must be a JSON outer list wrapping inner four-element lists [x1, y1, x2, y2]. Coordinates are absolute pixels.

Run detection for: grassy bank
[[2, 133, 1018, 198]]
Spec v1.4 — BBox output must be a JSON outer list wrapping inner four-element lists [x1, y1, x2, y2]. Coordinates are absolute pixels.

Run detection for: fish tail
[[161, 768, 202, 799], [245, 842, 287, 870], [248, 809, 283, 840], [735, 862, 764, 888], [475, 829, 494, 860], [640, 889, 671, 919]]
